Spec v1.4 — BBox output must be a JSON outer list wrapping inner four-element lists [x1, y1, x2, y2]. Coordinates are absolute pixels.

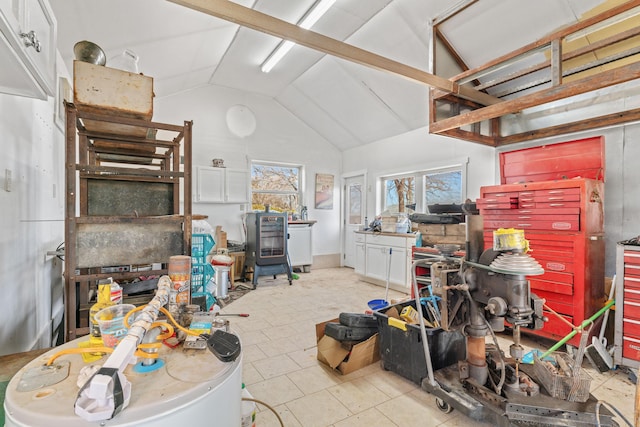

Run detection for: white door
[[343, 174, 365, 267]]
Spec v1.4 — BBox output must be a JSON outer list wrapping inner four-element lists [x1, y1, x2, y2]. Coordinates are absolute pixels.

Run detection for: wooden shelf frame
[[63, 102, 193, 341]]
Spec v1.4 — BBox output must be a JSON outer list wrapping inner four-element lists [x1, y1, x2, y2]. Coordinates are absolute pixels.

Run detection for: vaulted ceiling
[[50, 0, 610, 151]]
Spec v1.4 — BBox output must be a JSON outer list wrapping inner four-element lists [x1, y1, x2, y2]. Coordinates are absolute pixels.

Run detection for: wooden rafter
[[168, 0, 500, 106]]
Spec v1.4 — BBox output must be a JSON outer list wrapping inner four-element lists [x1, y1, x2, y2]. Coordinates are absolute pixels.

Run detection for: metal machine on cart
[[414, 226, 619, 427]]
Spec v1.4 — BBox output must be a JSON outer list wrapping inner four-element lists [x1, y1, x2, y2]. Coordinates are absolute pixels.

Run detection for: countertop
[[288, 220, 317, 225], [355, 230, 418, 238]]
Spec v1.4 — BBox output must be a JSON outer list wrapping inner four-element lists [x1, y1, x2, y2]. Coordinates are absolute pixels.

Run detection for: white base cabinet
[[288, 223, 313, 271], [355, 231, 416, 293]]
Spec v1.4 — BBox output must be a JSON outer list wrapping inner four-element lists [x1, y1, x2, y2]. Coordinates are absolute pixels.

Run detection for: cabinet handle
[[549, 203, 565, 207], [548, 190, 565, 194], [517, 223, 532, 227], [517, 216, 532, 219], [20, 30, 41, 52], [548, 197, 564, 201]]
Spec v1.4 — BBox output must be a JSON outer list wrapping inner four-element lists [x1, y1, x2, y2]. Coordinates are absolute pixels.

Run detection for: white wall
[[0, 91, 65, 356], [153, 85, 343, 257], [342, 126, 496, 220]]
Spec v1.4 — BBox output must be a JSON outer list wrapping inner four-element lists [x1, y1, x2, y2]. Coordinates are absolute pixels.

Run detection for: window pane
[[348, 183, 362, 224], [251, 193, 299, 212], [251, 163, 301, 212], [424, 171, 462, 206], [252, 165, 299, 191], [384, 177, 415, 213]]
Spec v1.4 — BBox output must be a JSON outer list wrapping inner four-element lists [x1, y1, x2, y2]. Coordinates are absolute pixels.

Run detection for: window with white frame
[[251, 161, 302, 212], [381, 162, 466, 214]]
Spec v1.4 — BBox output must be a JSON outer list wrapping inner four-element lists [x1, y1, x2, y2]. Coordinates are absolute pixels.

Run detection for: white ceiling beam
[[167, 0, 501, 106]]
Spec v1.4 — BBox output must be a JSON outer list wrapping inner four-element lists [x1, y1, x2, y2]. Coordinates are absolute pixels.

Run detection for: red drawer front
[[478, 202, 517, 210], [530, 278, 573, 297], [624, 318, 640, 337], [484, 218, 579, 231], [626, 264, 640, 279], [624, 252, 640, 267], [535, 187, 580, 197], [531, 287, 575, 313], [625, 288, 640, 302], [482, 191, 519, 198], [481, 207, 580, 216], [523, 201, 581, 209], [540, 312, 574, 338], [624, 300, 640, 321], [625, 276, 640, 291], [530, 252, 574, 273], [528, 237, 576, 253], [477, 196, 518, 209], [622, 335, 640, 362]]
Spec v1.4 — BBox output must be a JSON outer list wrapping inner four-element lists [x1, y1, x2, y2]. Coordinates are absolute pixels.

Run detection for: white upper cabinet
[[0, 0, 57, 99], [195, 166, 249, 204]]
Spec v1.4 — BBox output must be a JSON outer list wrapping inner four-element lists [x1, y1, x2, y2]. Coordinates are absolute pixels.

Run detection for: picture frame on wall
[[55, 77, 72, 131], [315, 173, 334, 209]]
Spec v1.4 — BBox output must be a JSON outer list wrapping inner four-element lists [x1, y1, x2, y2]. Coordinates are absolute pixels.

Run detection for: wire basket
[[533, 351, 591, 402]]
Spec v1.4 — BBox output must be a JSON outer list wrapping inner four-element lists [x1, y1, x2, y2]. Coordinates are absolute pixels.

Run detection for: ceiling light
[[261, 0, 336, 73]]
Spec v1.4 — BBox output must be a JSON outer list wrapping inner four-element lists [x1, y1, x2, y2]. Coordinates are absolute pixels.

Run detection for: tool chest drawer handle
[[518, 216, 532, 219], [548, 190, 565, 194], [548, 197, 564, 200], [549, 203, 565, 207], [517, 223, 532, 227]]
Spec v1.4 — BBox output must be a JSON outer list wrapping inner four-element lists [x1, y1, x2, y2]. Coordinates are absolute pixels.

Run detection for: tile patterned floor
[[221, 267, 636, 427]]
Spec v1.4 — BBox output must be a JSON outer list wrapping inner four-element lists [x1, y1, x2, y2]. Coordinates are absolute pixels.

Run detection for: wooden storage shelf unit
[[614, 243, 640, 369], [64, 102, 193, 341], [478, 178, 605, 347]]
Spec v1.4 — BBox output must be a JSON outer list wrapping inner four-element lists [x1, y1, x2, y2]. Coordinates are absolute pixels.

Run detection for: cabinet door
[[0, 0, 56, 99], [288, 225, 312, 266], [196, 166, 225, 202], [389, 246, 408, 288], [366, 245, 390, 282], [354, 243, 365, 275], [225, 168, 248, 203]]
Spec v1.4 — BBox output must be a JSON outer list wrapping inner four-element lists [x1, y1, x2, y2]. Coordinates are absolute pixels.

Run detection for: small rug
[[217, 283, 253, 308]]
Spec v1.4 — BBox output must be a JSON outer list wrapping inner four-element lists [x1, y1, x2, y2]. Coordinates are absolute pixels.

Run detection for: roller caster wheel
[[435, 397, 453, 414]]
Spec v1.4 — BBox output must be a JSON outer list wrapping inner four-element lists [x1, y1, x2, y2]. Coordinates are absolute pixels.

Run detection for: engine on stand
[[417, 225, 619, 427]]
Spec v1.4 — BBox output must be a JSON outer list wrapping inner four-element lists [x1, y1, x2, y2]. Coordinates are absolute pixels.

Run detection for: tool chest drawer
[[615, 243, 640, 367], [483, 217, 579, 232]]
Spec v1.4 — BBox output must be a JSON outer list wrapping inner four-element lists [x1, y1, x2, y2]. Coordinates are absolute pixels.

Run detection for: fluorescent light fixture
[[261, 0, 336, 73]]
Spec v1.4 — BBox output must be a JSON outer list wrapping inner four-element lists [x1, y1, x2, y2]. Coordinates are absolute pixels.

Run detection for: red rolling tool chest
[[477, 137, 606, 347], [614, 243, 640, 368]]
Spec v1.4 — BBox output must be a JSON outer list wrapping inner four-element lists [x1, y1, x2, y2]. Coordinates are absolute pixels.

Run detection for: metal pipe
[[411, 259, 438, 387]]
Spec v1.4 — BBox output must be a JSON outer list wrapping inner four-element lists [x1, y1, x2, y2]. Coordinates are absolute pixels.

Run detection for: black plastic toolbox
[[373, 300, 466, 385]]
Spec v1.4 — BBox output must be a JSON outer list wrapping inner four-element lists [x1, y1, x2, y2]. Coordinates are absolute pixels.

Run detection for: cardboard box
[[73, 60, 155, 138], [315, 318, 380, 375], [74, 60, 154, 119]]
